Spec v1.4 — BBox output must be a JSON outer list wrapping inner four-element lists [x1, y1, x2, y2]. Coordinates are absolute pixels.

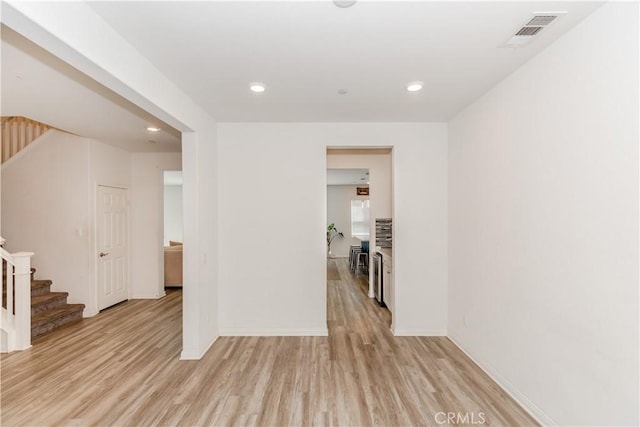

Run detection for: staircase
[[2, 266, 84, 341], [1, 116, 53, 163]]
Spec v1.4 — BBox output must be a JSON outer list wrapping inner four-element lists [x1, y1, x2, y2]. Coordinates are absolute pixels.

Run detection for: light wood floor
[[1, 259, 538, 426]]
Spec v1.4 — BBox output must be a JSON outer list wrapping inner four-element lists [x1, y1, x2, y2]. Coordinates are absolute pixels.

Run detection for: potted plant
[[327, 223, 344, 257]]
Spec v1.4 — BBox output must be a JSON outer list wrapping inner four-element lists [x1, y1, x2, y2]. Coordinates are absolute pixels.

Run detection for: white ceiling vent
[[503, 13, 561, 47], [515, 26, 543, 36], [526, 15, 557, 26]]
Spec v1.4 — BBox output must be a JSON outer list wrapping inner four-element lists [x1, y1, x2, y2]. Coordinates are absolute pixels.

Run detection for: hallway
[[1, 260, 537, 426]]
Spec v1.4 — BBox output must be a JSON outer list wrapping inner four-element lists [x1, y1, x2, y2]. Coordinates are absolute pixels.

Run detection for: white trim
[[131, 292, 166, 300], [219, 328, 329, 337], [180, 335, 218, 360], [392, 329, 447, 336], [447, 335, 553, 426]]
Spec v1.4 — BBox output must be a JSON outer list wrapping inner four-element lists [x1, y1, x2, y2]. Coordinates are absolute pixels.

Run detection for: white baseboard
[[392, 328, 447, 336], [447, 335, 554, 426], [219, 328, 329, 337], [131, 292, 166, 299], [180, 335, 218, 360]]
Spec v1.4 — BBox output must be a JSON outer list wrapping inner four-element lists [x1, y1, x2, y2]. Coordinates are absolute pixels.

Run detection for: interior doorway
[[326, 148, 394, 327], [163, 171, 183, 288], [163, 171, 183, 246]]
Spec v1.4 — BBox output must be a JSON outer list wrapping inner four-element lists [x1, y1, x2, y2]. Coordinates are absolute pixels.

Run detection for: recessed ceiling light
[[146, 126, 161, 132], [334, 0, 357, 8], [406, 81, 424, 92], [250, 82, 266, 93]]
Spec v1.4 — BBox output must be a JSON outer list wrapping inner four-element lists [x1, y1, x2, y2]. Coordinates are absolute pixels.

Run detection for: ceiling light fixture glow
[[146, 126, 161, 132], [334, 0, 357, 8], [406, 81, 424, 92], [250, 82, 266, 93]]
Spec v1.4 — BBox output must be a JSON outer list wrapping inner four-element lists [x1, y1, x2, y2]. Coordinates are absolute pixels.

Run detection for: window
[[350, 199, 370, 238]]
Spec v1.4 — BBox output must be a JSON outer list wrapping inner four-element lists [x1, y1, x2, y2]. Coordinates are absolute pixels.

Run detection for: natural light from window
[[351, 199, 370, 238]]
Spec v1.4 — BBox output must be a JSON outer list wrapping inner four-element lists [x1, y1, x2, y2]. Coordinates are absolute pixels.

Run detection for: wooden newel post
[[12, 252, 33, 351]]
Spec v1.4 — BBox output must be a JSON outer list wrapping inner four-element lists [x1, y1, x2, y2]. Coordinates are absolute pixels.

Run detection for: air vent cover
[[526, 15, 557, 26], [503, 13, 560, 47], [516, 26, 542, 36]]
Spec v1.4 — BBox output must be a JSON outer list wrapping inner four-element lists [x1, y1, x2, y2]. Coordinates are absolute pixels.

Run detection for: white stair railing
[[1, 236, 33, 352], [1, 116, 52, 163]]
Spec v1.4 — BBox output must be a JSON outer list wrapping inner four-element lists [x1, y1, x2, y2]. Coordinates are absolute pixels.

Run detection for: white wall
[[1, 130, 132, 316], [448, 3, 639, 426], [130, 153, 181, 299], [326, 185, 368, 258], [218, 123, 447, 336], [163, 185, 183, 246]]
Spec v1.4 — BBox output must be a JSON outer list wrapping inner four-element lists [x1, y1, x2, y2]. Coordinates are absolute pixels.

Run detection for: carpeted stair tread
[[31, 292, 68, 305], [32, 304, 85, 326], [2, 279, 52, 299], [31, 292, 69, 315], [2, 280, 53, 308], [30, 279, 53, 296], [31, 304, 84, 339], [4, 262, 85, 339]]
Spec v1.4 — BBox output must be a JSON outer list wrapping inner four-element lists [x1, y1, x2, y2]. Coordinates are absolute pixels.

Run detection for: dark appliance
[[372, 252, 385, 307]]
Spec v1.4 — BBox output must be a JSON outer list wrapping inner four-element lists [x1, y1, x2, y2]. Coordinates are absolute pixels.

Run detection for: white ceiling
[[328, 168, 369, 186], [1, 26, 181, 153], [0, 1, 604, 149], [89, 0, 603, 122]]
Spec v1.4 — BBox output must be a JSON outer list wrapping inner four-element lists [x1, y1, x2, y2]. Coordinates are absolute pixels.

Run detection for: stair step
[[3, 262, 84, 340], [31, 292, 69, 315], [2, 279, 52, 295], [31, 304, 84, 339], [2, 279, 53, 308], [30, 279, 53, 296]]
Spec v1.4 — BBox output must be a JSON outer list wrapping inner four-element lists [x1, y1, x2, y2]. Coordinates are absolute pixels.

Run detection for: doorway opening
[[163, 171, 183, 289], [326, 148, 394, 329]]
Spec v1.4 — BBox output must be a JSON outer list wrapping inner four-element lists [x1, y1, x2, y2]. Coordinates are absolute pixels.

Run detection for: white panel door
[[97, 186, 129, 310]]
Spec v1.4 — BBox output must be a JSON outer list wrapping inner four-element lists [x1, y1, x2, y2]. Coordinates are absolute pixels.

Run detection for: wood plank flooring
[[1, 259, 538, 426]]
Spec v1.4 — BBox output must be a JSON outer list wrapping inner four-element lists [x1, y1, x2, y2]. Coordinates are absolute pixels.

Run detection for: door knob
[[99, 252, 109, 257]]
